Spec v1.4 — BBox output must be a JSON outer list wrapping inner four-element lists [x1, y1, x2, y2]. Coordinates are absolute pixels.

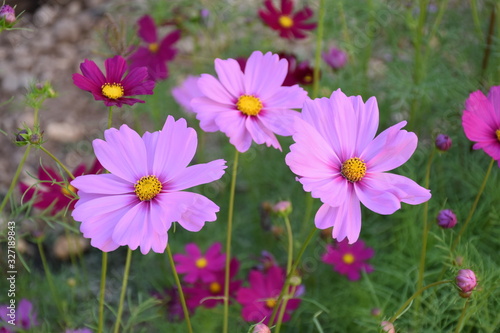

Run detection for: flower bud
[[436, 209, 457, 229], [371, 307, 381, 317], [0, 5, 16, 24], [381, 321, 395, 333], [272, 200, 292, 216], [252, 323, 271, 333], [456, 269, 477, 298], [322, 47, 348, 70], [16, 129, 29, 143], [435, 134, 452, 151]]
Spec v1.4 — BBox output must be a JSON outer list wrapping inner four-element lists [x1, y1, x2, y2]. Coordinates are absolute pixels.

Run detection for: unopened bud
[[435, 134, 452, 151], [436, 209, 457, 229], [456, 269, 477, 298], [0, 5, 16, 24]]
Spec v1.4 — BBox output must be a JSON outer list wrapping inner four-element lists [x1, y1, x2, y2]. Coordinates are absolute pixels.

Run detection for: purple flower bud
[[456, 269, 477, 297], [435, 134, 452, 151], [272, 201, 292, 214], [322, 47, 348, 70], [0, 5, 16, 24], [436, 209, 457, 229]]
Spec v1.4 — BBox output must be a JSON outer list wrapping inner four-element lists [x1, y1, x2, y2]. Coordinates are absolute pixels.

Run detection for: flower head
[[128, 15, 181, 81], [435, 134, 452, 151], [259, 0, 317, 39], [286, 89, 431, 243], [192, 50, 308, 153], [252, 323, 271, 333], [381, 321, 396, 333], [322, 47, 348, 70], [456, 269, 477, 298], [436, 209, 457, 229], [71, 116, 227, 254], [237, 266, 301, 324], [0, 299, 38, 332], [19, 160, 103, 216], [462, 86, 500, 166], [322, 239, 374, 281], [171, 76, 204, 113], [73, 55, 155, 107], [0, 5, 16, 24], [173, 242, 226, 283]]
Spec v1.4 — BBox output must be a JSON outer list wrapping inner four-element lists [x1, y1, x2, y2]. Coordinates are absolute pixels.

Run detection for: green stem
[[312, 0, 325, 99], [113, 248, 133, 333], [0, 145, 31, 213], [107, 106, 113, 129], [470, 0, 483, 39], [39, 146, 75, 180], [166, 244, 193, 333], [480, 3, 496, 82], [223, 148, 239, 333], [454, 298, 471, 333], [97, 252, 108, 333], [451, 158, 495, 253]]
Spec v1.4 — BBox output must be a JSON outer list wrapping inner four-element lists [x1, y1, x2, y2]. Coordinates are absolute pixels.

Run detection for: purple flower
[[0, 299, 38, 332], [436, 209, 457, 229], [456, 269, 477, 298], [71, 116, 227, 254], [0, 5, 16, 24], [322, 239, 374, 281], [286, 89, 431, 243], [171, 76, 203, 113], [73, 55, 155, 107], [322, 47, 348, 70], [173, 242, 226, 283], [259, 0, 317, 39], [435, 134, 452, 151], [128, 15, 181, 81]]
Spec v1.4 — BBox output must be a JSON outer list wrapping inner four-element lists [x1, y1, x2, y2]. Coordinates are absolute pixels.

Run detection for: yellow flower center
[[278, 15, 294, 28], [265, 298, 277, 309], [342, 253, 355, 264], [134, 175, 162, 201], [148, 42, 159, 53], [303, 75, 312, 83], [341, 157, 367, 182], [236, 95, 262, 116], [195, 257, 208, 269], [496, 129, 500, 142], [61, 184, 77, 197], [209, 282, 221, 294], [101, 83, 124, 100]]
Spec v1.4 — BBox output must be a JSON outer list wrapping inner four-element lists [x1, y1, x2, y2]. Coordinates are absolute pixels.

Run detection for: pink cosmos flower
[[237, 266, 301, 324], [0, 299, 38, 332], [259, 0, 317, 39], [171, 75, 203, 113], [71, 116, 227, 254], [128, 15, 181, 81], [73, 55, 155, 107], [19, 160, 103, 215], [456, 269, 477, 298], [322, 239, 374, 281], [462, 86, 500, 166], [191, 50, 308, 153], [322, 47, 348, 70], [173, 242, 226, 283], [286, 89, 431, 243]]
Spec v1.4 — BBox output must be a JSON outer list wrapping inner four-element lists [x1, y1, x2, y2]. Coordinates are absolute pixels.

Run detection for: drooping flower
[[0, 5, 16, 25], [435, 134, 452, 151], [19, 160, 103, 216], [191, 50, 308, 153], [0, 299, 38, 332], [462, 86, 500, 166], [71, 116, 227, 254], [285, 89, 431, 243], [173, 242, 226, 283], [73, 55, 155, 107], [322, 47, 348, 70], [259, 0, 317, 39], [128, 15, 181, 81], [436, 209, 457, 229], [321, 239, 374, 281], [237, 266, 301, 324], [456, 269, 477, 298], [171, 75, 203, 113]]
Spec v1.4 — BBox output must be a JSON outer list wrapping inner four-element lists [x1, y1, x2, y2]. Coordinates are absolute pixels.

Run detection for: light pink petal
[[350, 95, 379, 152], [258, 108, 300, 136], [112, 201, 148, 250], [361, 121, 417, 172], [164, 192, 219, 232], [264, 85, 308, 110], [71, 173, 132, 195], [214, 111, 253, 152], [244, 51, 288, 100], [327, 89, 358, 158], [214, 58, 245, 97], [299, 176, 348, 207], [72, 192, 137, 222], [167, 159, 227, 191], [172, 75, 203, 113], [354, 179, 401, 215], [192, 96, 235, 132], [245, 116, 281, 150], [197, 73, 235, 105]]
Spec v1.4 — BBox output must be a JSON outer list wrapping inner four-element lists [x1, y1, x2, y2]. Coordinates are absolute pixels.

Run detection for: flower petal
[[214, 111, 253, 152], [351, 95, 379, 152], [214, 58, 245, 97], [244, 51, 288, 100], [245, 116, 281, 150], [71, 173, 133, 195], [79, 59, 106, 86], [137, 15, 158, 43], [167, 159, 227, 191], [164, 192, 220, 232], [196, 73, 235, 105], [104, 55, 127, 83]]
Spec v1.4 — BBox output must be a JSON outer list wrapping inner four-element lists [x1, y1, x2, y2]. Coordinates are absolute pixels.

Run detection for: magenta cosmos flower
[[71, 116, 227, 254], [19, 160, 103, 215], [0, 299, 38, 332], [128, 15, 181, 81], [171, 75, 203, 113], [322, 239, 374, 281], [259, 0, 317, 39], [191, 51, 308, 153], [462, 86, 500, 166], [73, 55, 155, 107], [237, 266, 301, 324], [173, 242, 226, 283], [286, 89, 431, 243]]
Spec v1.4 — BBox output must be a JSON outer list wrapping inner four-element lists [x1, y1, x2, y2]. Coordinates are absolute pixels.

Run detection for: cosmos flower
[[0, 5, 16, 25], [321, 239, 374, 281], [128, 15, 181, 81], [456, 269, 477, 298], [71, 116, 227, 254], [171, 75, 203, 113], [322, 47, 348, 70], [0, 299, 38, 332], [19, 160, 103, 216], [173, 242, 226, 283], [236, 266, 301, 324], [462, 86, 500, 166], [286, 89, 431, 243], [258, 0, 317, 39], [73, 55, 155, 107], [191, 50, 308, 152], [436, 209, 457, 229]]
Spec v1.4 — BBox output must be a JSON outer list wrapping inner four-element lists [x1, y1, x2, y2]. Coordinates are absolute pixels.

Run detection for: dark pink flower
[[173, 242, 226, 283], [0, 299, 38, 332], [73, 55, 155, 107], [259, 0, 317, 39], [236, 266, 301, 324], [322, 239, 374, 281], [436, 209, 457, 229], [128, 15, 181, 81], [435, 134, 452, 151], [19, 160, 103, 216]]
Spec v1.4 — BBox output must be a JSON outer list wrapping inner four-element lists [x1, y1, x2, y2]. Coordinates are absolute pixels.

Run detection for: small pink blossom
[[173, 242, 226, 283], [322, 239, 374, 281], [456, 269, 477, 298], [171, 76, 203, 113], [381, 321, 396, 333], [322, 47, 348, 70], [0, 299, 38, 332]]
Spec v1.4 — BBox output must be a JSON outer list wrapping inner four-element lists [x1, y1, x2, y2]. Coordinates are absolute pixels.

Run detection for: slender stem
[[480, 3, 496, 82], [223, 148, 239, 333], [454, 298, 471, 333], [97, 252, 108, 333], [166, 244, 193, 333], [312, 0, 325, 99], [389, 280, 452, 323], [107, 106, 113, 129], [470, 0, 483, 39], [451, 158, 495, 253], [0, 145, 31, 213], [39, 146, 75, 180], [113, 248, 133, 333]]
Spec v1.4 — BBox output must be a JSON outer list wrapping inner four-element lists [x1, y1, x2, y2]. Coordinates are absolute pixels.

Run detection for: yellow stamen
[[342, 253, 355, 264], [209, 282, 221, 294], [303, 75, 312, 83], [278, 15, 294, 28], [265, 298, 277, 309], [341, 157, 367, 182], [195, 257, 208, 269], [101, 83, 124, 100], [496, 129, 500, 142], [134, 175, 162, 201], [148, 42, 159, 53], [61, 184, 77, 197], [236, 95, 262, 116]]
